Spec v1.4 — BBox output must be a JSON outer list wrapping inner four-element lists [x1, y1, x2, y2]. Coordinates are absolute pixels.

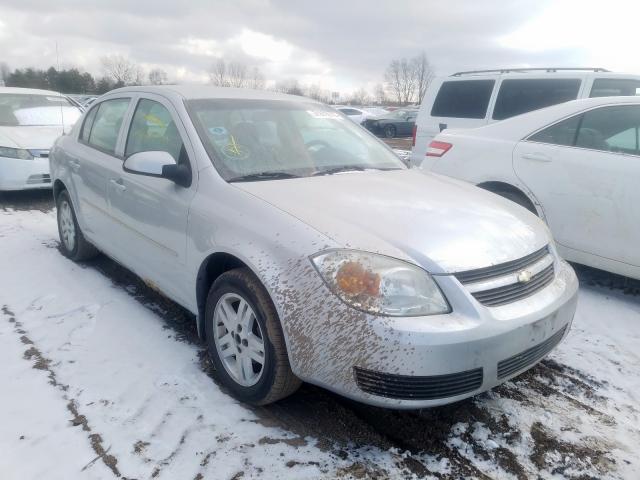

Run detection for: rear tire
[[384, 124, 396, 138], [205, 268, 301, 405], [56, 190, 99, 261]]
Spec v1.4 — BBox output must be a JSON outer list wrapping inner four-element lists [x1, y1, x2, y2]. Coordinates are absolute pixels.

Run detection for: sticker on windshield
[[208, 126, 228, 136], [222, 135, 250, 160], [306, 110, 342, 120]]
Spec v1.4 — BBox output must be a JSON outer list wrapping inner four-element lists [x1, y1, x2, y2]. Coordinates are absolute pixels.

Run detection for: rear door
[[73, 97, 131, 242], [412, 79, 495, 166], [514, 104, 640, 266], [107, 94, 196, 305]]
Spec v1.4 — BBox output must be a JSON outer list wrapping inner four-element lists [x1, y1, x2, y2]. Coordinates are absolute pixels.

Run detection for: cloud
[[2, 0, 632, 94]]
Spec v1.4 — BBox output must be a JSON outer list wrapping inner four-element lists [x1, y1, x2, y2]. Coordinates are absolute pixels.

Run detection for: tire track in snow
[[1, 304, 125, 479]]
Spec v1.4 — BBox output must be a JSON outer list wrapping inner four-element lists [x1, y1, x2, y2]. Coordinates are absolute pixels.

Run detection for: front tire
[[56, 190, 99, 261], [205, 268, 300, 405], [492, 189, 538, 215], [384, 124, 396, 138]]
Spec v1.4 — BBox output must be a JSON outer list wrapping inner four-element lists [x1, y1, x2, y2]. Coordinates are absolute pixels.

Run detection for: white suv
[[410, 68, 640, 167]]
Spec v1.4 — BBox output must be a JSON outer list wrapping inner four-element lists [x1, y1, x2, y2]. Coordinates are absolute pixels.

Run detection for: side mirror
[[123, 151, 191, 188]]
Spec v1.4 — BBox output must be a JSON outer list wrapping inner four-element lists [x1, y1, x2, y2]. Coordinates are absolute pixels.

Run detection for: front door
[[107, 95, 196, 305]]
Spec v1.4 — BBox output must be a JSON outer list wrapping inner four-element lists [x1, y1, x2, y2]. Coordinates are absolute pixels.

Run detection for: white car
[[0, 87, 81, 191], [421, 95, 640, 280], [50, 86, 577, 408], [335, 106, 381, 124], [411, 68, 640, 167]]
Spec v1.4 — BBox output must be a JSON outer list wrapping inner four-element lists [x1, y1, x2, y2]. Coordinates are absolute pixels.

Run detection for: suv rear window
[[493, 79, 581, 120], [590, 78, 640, 97], [430, 80, 495, 119]]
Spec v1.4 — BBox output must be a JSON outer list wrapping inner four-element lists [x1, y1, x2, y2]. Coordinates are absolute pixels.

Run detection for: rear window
[[493, 79, 581, 120], [590, 78, 640, 97], [430, 80, 495, 119]]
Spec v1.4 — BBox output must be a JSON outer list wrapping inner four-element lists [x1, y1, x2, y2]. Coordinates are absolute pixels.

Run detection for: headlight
[[0, 147, 33, 160], [311, 250, 450, 316]]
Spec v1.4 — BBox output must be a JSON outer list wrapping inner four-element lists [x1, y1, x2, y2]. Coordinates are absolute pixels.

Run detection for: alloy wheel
[[59, 199, 76, 252], [213, 293, 266, 387]]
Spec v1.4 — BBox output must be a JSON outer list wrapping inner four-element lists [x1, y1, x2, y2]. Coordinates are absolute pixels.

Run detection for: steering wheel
[[305, 139, 331, 152]]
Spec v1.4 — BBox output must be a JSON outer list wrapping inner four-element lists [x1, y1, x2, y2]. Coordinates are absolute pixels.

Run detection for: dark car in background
[[362, 108, 418, 138]]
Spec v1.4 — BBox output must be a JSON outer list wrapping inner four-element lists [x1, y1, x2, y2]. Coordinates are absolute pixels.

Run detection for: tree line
[[0, 51, 434, 105]]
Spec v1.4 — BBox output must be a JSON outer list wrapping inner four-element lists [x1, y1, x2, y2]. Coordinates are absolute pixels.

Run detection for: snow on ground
[[1, 199, 639, 480]]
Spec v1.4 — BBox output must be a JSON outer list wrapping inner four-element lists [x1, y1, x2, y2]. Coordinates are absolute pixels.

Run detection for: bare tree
[[249, 67, 265, 89], [374, 83, 387, 105], [274, 78, 303, 96], [148, 68, 168, 85], [384, 53, 434, 104], [209, 59, 265, 89], [305, 84, 330, 103], [350, 87, 370, 106], [209, 58, 228, 86], [101, 55, 142, 85], [0, 62, 10, 86], [227, 61, 247, 88], [412, 52, 435, 103]]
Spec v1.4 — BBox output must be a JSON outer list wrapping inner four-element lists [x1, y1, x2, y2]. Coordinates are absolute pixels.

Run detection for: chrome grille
[[454, 246, 549, 284], [471, 264, 555, 307], [498, 325, 567, 379], [354, 366, 483, 400], [454, 246, 555, 307]]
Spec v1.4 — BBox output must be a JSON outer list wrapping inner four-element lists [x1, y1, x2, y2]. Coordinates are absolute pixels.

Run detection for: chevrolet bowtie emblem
[[517, 270, 533, 283]]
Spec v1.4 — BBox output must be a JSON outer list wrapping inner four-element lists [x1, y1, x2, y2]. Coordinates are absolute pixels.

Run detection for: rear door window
[[87, 98, 130, 155], [575, 105, 640, 154], [590, 78, 640, 97], [528, 115, 582, 146], [430, 80, 495, 119], [493, 79, 581, 120]]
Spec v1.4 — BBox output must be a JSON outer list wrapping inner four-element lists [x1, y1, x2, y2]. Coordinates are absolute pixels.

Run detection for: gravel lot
[[1, 188, 639, 480]]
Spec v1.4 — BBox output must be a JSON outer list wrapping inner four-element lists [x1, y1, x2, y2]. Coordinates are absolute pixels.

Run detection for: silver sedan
[[50, 86, 578, 408]]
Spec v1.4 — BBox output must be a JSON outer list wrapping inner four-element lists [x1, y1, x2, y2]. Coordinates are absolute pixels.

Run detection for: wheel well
[[53, 179, 66, 201], [196, 252, 248, 339], [477, 181, 537, 214]]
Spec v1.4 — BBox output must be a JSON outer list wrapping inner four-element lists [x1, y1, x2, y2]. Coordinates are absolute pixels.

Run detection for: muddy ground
[[2, 188, 639, 480]]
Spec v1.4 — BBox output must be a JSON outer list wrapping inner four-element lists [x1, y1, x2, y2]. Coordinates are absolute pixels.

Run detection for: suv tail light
[[426, 140, 452, 157], [411, 125, 417, 147]]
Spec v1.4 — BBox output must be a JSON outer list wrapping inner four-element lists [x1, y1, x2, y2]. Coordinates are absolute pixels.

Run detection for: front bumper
[[282, 259, 578, 409], [0, 156, 51, 191]]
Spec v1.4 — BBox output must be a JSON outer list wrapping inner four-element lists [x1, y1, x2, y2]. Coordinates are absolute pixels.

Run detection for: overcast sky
[[1, 0, 638, 94]]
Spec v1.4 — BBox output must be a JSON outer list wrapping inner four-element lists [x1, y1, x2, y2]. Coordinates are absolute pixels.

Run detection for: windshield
[[0, 94, 81, 127], [186, 99, 405, 181]]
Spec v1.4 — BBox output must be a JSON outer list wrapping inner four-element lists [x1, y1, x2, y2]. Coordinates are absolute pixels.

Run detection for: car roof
[[450, 95, 640, 140], [0, 86, 65, 96], [107, 85, 321, 104], [440, 71, 640, 80]]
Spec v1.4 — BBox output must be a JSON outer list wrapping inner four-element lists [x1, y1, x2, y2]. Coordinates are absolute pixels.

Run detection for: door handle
[[521, 152, 552, 162], [110, 178, 127, 192]]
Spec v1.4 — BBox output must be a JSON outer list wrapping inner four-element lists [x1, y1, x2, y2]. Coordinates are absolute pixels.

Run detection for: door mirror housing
[[123, 151, 191, 187]]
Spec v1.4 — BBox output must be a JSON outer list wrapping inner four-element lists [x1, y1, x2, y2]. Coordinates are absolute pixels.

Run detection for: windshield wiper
[[312, 165, 366, 176], [313, 166, 404, 176], [228, 171, 302, 182]]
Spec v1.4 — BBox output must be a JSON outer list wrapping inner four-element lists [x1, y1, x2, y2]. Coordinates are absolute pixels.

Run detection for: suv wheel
[[384, 124, 396, 138], [56, 190, 99, 261], [205, 268, 301, 405]]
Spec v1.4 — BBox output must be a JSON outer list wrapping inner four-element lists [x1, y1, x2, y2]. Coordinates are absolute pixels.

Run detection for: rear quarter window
[[590, 78, 640, 97], [493, 78, 581, 120], [430, 80, 495, 119]]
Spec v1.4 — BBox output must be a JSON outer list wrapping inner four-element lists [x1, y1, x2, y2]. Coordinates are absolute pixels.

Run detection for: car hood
[[234, 169, 550, 274], [0, 126, 65, 149]]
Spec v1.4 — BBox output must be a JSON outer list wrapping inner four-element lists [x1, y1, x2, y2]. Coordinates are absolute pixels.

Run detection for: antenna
[[56, 41, 66, 133]]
